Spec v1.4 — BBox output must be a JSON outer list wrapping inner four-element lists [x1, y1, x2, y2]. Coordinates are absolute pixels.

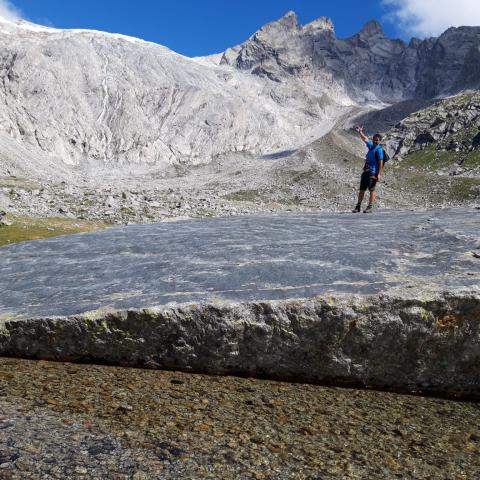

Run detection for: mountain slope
[[0, 15, 348, 178]]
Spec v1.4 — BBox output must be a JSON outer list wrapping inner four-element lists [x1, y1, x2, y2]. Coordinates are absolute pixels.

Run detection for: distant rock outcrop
[[384, 92, 480, 158]]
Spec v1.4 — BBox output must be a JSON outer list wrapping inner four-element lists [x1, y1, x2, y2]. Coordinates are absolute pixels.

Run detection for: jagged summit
[[273, 10, 299, 29], [252, 10, 300, 42], [358, 20, 385, 38], [253, 11, 337, 39], [303, 16, 335, 35]]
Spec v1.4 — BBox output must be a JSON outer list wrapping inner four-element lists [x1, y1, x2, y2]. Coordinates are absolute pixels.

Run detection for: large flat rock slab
[[0, 208, 478, 318], [0, 208, 479, 398]]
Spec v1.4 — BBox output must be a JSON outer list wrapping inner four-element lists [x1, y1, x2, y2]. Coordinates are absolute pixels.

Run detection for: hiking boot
[[363, 204, 374, 213], [352, 203, 361, 213]]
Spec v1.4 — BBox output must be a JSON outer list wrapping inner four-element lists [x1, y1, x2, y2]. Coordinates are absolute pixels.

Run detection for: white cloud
[[0, 0, 22, 21], [383, 0, 480, 38]]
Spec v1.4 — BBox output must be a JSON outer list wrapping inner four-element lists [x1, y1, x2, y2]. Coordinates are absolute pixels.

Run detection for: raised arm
[[355, 126, 369, 143]]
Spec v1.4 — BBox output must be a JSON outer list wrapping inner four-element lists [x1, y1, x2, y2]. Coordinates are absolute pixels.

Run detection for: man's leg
[[354, 172, 369, 212], [353, 190, 365, 212], [363, 179, 378, 213], [357, 190, 366, 204], [368, 189, 376, 205]]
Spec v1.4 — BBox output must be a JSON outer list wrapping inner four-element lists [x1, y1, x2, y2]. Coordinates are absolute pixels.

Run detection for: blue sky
[[4, 0, 480, 56], [2, 0, 402, 56]]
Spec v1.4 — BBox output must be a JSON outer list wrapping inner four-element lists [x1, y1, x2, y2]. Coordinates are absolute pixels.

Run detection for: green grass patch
[[192, 208, 214, 218], [291, 169, 318, 183], [275, 195, 305, 206], [0, 216, 108, 247], [446, 177, 480, 201], [462, 150, 480, 169], [400, 146, 480, 176], [398, 173, 480, 203], [0, 176, 41, 191], [281, 169, 322, 184], [120, 206, 136, 215], [454, 125, 479, 142], [401, 148, 458, 171]]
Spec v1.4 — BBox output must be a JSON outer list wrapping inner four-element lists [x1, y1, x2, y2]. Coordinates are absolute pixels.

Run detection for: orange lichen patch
[[435, 313, 465, 329]]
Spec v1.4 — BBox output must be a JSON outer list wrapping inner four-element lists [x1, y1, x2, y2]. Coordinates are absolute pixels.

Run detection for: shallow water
[[0, 357, 479, 479]]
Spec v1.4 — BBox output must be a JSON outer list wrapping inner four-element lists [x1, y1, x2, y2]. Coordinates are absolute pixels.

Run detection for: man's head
[[373, 134, 382, 144]]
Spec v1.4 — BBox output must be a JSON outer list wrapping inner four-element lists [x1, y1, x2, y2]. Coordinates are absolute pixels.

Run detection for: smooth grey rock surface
[[0, 208, 478, 319]]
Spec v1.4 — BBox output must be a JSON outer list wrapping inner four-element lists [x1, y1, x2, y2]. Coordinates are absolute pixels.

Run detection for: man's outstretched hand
[[355, 125, 368, 142]]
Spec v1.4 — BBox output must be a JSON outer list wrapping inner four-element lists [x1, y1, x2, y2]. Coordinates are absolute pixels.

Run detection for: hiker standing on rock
[[352, 126, 384, 213]]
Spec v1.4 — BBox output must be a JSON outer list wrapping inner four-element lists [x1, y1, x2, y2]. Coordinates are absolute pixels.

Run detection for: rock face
[[1, 292, 479, 399], [0, 13, 480, 178], [0, 15, 346, 178], [385, 92, 480, 158], [216, 13, 480, 102]]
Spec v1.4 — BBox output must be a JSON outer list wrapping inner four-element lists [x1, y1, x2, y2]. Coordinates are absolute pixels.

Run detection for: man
[[352, 126, 384, 213]]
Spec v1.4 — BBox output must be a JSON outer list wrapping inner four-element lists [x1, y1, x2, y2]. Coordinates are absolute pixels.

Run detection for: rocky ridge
[[215, 12, 480, 102]]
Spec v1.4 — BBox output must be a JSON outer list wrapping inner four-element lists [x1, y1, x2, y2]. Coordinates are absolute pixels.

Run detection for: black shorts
[[360, 171, 377, 191]]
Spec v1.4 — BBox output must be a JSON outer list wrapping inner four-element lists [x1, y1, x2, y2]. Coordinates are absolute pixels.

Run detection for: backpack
[[374, 144, 390, 164]]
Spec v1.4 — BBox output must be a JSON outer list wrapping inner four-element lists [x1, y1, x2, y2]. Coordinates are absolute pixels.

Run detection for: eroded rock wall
[[1, 292, 479, 399]]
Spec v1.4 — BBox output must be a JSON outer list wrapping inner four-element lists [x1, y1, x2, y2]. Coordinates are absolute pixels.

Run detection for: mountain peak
[[277, 11, 299, 27], [0, 14, 57, 34], [303, 16, 335, 35], [258, 11, 299, 35], [0, 14, 19, 23], [359, 20, 384, 37]]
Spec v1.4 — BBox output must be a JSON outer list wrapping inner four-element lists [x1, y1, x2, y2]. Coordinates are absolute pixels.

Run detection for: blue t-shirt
[[364, 140, 384, 175]]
